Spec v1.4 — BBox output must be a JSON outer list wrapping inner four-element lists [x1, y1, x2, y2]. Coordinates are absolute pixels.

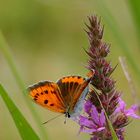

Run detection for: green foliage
[[128, 0, 140, 44], [0, 84, 40, 140], [0, 32, 48, 140]]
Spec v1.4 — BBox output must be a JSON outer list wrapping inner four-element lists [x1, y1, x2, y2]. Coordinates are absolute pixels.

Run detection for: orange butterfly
[[28, 76, 92, 119]]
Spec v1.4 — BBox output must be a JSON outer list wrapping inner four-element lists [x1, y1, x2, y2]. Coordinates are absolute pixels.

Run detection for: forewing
[[28, 81, 66, 113], [57, 76, 91, 110]]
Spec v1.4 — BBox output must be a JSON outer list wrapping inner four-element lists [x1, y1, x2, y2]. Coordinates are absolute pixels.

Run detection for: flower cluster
[[79, 16, 140, 140]]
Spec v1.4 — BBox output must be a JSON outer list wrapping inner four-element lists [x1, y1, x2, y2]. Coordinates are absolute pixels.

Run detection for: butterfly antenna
[[64, 116, 67, 124], [42, 114, 63, 125]]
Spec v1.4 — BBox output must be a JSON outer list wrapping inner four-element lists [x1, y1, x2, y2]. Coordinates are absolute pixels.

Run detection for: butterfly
[[28, 75, 92, 120]]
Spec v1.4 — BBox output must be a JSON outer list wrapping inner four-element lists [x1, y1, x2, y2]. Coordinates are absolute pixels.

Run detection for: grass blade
[[127, 0, 140, 44], [0, 84, 40, 140], [0, 31, 25, 90], [0, 31, 48, 140]]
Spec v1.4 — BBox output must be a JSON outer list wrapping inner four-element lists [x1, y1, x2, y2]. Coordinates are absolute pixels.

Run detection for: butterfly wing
[[28, 81, 66, 113], [56, 76, 91, 115], [70, 86, 89, 118]]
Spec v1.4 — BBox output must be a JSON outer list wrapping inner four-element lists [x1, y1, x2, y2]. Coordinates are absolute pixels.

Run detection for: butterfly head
[[63, 111, 71, 124], [65, 112, 71, 118]]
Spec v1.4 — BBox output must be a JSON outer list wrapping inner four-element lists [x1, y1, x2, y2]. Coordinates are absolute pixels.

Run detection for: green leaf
[[0, 84, 40, 140], [0, 31, 48, 140]]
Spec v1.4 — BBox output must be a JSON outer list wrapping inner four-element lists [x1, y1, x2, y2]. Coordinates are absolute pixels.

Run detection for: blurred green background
[[0, 0, 140, 139]]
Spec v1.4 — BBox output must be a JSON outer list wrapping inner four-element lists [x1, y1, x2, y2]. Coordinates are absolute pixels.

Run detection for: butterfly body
[[28, 76, 91, 118]]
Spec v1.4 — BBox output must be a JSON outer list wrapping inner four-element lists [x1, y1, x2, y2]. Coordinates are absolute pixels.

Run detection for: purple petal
[[91, 136, 100, 140], [99, 110, 106, 126], [114, 106, 121, 114], [116, 98, 140, 119], [91, 105, 100, 124], [80, 127, 97, 134], [130, 105, 139, 112], [125, 105, 140, 119], [80, 126, 105, 134], [84, 100, 92, 113], [116, 128, 125, 140], [114, 98, 123, 113], [79, 116, 95, 128], [118, 98, 126, 111], [96, 127, 105, 132], [114, 98, 128, 114]]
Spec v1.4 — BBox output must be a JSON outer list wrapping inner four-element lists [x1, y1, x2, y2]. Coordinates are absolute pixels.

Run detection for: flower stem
[[91, 85, 119, 140]]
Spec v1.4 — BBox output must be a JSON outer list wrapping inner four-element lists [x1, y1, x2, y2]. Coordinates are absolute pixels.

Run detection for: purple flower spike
[[77, 15, 140, 140], [115, 98, 140, 119]]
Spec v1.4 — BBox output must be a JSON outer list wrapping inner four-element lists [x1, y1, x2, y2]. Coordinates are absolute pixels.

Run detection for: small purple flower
[[114, 98, 140, 119], [110, 98, 140, 139], [79, 101, 106, 134]]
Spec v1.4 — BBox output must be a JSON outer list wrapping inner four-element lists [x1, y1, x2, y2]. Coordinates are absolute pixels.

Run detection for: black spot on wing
[[73, 82, 79, 90], [70, 82, 74, 89], [36, 93, 39, 96], [51, 90, 57, 94], [77, 76, 81, 79], [34, 95, 38, 98], [44, 100, 48, 104], [44, 90, 48, 94], [50, 103, 54, 106]]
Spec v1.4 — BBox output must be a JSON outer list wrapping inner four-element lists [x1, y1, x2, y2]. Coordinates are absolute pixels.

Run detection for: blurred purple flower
[[114, 98, 140, 119], [79, 101, 106, 134]]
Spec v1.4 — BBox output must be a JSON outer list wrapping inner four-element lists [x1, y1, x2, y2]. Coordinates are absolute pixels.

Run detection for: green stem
[[96, 93, 118, 140], [90, 85, 118, 140]]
